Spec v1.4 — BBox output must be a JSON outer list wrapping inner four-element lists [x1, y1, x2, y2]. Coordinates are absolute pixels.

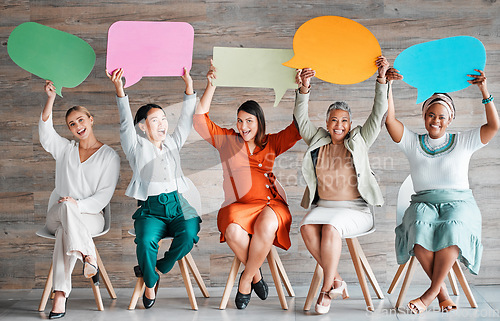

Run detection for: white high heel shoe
[[315, 291, 331, 314], [329, 279, 349, 300]]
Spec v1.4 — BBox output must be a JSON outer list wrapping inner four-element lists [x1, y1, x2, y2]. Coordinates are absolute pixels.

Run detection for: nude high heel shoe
[[329, 279, 349, 300], [315, 292, 331, 314]]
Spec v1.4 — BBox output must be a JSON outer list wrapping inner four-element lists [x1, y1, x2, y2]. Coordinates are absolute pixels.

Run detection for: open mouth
[[430, 124, 440, 129], [77, 128, 86, 136], [242, 130, 251, 136], [333, 129, 344, 135], [158, 129, 166, 135]]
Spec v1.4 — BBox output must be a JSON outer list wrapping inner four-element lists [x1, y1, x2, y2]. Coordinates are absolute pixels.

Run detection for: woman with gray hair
[[293, 56, 400, 314]]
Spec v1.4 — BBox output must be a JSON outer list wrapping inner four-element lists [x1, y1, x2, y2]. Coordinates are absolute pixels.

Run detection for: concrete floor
[[1, 284, 499, 320]]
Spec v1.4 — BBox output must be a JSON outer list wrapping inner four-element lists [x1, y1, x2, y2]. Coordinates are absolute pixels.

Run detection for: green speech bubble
[[212, 47, 298, 107], [7, 22, 96, 96]]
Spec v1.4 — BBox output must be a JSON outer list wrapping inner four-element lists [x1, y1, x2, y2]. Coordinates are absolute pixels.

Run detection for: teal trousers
[[133, 191, 201, 288]]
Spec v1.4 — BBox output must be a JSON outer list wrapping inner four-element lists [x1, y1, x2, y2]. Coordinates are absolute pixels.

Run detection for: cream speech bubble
[[283, 16, 381, 85], [212, 47, 298, 107]]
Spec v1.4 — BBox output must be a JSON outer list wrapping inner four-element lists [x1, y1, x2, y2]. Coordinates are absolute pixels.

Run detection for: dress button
[[266, 185, 269, 188], [264, 173, 268, 177], [267, 202, 270, 205], [258, 163, 262, 167], [267, 196, 271, 200]]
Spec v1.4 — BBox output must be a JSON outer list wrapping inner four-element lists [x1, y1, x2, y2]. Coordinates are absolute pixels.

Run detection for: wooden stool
[[303, 228, 384, 312], [37, 204, 116, 312], [219, 246, 295, 310], [127, 230, 210, 310]]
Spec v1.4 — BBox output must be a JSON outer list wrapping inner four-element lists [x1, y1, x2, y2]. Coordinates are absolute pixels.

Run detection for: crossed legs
[[301, 224, 343, 308], [412, 244, 459, 310], [224, 206, 279, 295]]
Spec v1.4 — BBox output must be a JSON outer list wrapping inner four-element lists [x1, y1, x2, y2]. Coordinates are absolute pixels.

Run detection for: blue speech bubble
[[394, 36, 486, 104]]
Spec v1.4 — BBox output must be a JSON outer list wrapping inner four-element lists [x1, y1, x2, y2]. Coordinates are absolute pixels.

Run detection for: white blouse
[[39, 113, 121, 214], [116, 93, 197, 200], [397, 125, 486, 192]]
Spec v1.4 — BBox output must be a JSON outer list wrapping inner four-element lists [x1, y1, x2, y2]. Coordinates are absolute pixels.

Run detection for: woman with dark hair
[[40, 81, 120, 319], [193, 62, 301, 309], [107, 68, 202, 309], [386, 69, 499, 313]]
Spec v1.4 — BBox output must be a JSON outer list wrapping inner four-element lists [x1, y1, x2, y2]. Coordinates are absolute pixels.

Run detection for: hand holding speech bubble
[[283, 16, 381, 85], [212, 47, 298, 107], [7, 22, 95, 96], [394, 36, 486, 104], [106, 21, 194, 88]]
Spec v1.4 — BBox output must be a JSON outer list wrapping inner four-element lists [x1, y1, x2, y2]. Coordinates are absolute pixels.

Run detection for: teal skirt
[[395, 189, 482, 275]]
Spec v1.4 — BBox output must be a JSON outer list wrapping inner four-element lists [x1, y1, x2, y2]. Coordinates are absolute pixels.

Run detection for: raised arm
[[293, 68, 318, 145], [385, 67, 405, 143], [171, 68, 197, 149], [39, 81, 70, 159], [107, 68, 137, 157], [196, 60, 216, 115], [359, 56, 390, 146], [468, 69, 499, 144]]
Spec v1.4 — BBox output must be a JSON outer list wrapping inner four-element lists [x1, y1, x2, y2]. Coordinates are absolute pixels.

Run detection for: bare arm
[[42, 80, 57, 122], [107, 68, 126, 98], [385, 68, 404, 143], [196, 60, 216, 115], [468, 69, 499, 144]]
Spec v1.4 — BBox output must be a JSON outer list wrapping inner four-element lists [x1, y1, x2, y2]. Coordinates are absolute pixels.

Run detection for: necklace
[[80, 139, 99, 150]]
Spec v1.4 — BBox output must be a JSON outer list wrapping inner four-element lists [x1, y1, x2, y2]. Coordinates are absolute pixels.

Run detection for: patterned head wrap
[[422, 93, 455, 122]]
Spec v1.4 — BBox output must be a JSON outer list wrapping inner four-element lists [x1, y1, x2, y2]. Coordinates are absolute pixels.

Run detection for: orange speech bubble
[[283, 16, 381, 85]]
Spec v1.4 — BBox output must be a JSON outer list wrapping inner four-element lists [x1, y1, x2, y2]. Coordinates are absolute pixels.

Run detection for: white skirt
[[299, 198, 373, 238]]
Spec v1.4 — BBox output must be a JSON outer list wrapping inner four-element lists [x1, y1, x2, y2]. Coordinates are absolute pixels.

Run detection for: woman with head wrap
[[385, 69, 499, 314]]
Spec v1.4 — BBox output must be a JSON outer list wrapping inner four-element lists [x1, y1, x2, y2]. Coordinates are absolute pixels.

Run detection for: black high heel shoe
[[235, 271, 251, 309], [251, 268, 268, 300], [48, 296, 67, 319], [143, 276, 160, 309]]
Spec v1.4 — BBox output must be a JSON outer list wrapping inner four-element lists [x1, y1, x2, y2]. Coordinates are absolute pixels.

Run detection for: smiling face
[[237, 110, 259, 143], [66, 110, 94, 140], [326, 109, 351, 144], [139, 108, 168, 146], [424, 103, 451, 139]]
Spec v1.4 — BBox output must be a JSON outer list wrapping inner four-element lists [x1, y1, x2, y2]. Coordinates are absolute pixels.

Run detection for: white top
[[39, 113, 121, 214], [397, 125, 486, 192], [116, 93, 198, 200]]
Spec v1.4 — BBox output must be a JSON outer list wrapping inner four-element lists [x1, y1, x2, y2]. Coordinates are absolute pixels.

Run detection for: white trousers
[[45, 201, 104, 297]]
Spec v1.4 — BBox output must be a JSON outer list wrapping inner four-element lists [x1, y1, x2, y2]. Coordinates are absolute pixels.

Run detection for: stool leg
[[346, 238, 373, 311], [90, 278, 104, 311], [267, 249, 288, 310], [387, 263, 407, 294], [271, 247, 295, 297], [128, 277, 145, 310], [219, 256, 241, 310], [448, 267, 459, 296], [179, 257, 198, 310], [452, 261, 477, 308], [303, 263, 323, 311], [38, 262, 54, 312], [185, 253, 210, 298], [357, 240, 384, 299], [95, 248, 116, 299], [395, 256, 416, 309]]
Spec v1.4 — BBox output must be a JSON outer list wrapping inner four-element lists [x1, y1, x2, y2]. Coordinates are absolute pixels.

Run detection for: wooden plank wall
[[0, 0, 499, 290]]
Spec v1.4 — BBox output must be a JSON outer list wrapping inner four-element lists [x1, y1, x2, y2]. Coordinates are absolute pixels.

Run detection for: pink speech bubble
[[106, 21, 194, 87]]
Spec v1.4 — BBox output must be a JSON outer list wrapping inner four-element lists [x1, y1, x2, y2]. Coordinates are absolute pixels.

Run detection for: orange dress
[[193, 112, 301, 250]]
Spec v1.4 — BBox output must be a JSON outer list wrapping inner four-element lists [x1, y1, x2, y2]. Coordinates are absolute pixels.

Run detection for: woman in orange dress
[[193, 62, 301, 309]]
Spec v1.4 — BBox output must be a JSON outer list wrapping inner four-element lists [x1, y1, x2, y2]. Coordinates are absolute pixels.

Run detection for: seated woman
[[294, 57, 396, 314], [193, 62, 301, 309], [385, 69, 499, 313], [108, 68, 201, 309], [40, 81, 120, 319]]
